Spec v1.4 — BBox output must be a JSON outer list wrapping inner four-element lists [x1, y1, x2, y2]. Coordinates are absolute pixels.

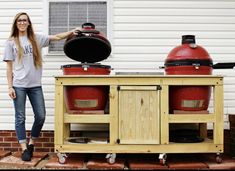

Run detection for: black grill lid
[[63, 23, 112, 63], [64, 36, 111, 63]]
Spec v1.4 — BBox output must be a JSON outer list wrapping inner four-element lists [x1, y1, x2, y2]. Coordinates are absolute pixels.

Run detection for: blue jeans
[[13, 86, 46, 144]]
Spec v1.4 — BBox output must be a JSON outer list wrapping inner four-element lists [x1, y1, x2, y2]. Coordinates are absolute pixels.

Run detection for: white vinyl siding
[[0, 0, 235, 130], [110, 0, 235, 129]]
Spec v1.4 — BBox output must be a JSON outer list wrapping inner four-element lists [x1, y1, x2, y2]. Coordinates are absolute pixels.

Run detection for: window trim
[[43, 0, 113, 55]]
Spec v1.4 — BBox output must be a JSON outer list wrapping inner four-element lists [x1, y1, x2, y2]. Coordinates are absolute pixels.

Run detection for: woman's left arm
[[49, 27, 81, 41]]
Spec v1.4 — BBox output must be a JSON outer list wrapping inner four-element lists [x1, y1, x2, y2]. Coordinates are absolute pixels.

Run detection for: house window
[[49, 1, 107, 53]]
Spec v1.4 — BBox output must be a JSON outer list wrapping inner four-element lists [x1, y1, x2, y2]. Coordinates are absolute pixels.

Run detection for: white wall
[[0, 0, 235, 130]]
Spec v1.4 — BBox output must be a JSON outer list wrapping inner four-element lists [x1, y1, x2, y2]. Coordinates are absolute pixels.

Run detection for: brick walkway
[[0, 151, 235, 169]]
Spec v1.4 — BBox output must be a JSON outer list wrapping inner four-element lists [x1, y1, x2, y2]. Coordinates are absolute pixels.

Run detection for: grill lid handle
[[212, 62, 235, 69]]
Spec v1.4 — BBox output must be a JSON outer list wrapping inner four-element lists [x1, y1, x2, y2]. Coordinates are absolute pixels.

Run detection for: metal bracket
[[157, 85, 162, 90]]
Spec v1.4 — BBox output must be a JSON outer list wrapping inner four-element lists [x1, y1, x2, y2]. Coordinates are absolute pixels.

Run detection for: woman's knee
[[36, 114, 46, 125]]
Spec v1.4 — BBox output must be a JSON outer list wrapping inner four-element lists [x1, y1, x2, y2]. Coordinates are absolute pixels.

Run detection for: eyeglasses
[[17, 19, 28, 24]]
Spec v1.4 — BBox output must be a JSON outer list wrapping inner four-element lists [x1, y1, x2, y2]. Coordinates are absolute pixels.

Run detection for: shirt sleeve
[[36, 33, 50, 48], [3, 40, 15, 62]]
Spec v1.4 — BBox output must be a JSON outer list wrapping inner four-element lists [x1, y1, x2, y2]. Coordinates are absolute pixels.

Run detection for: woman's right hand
[[8, 87, 16, 99], [72, 27, 81, 35]]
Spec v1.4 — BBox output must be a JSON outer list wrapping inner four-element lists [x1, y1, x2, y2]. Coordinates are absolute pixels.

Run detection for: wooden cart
[[54, 75, 224, 164]]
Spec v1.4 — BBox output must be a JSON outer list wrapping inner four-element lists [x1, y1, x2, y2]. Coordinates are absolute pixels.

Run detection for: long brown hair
[[10, 12, 42, 69]]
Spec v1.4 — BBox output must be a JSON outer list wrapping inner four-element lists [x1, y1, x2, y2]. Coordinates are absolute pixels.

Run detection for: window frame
[[43, 0, 113, 55]]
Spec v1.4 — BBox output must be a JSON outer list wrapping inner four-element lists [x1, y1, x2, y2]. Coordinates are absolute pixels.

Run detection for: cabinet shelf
[[169, 114, 215, 123], [64, 114, 110, 123], [55, 138, 221, 154]]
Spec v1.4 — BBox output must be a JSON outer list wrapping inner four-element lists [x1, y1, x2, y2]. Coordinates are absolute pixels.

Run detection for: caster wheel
[[216, 155, 222, 164], [57, 153, 68, 164], [107, 157, 115, 164], [159, 153, 167, 165], [106, 153, 116, 165], [159, 158, 166, 165], [58, 156, 67, 164]]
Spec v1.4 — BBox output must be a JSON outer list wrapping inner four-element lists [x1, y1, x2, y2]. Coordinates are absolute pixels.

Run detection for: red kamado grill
[[164, 35, 235, 112], [62, 23, 112, 113]]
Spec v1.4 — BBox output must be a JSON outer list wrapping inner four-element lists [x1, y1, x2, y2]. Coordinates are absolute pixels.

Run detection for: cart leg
[[159, 153, 167, 165], [216, 153, 223, 164], [106, 153, 116, 164], [57, 153, 68, 164]]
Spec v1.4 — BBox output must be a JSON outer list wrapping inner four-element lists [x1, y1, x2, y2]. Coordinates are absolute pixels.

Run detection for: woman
[[3, 12, 80, 161]]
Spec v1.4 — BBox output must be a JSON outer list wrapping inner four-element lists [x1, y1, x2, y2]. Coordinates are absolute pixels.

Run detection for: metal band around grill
[[165, 59, 213, 67]]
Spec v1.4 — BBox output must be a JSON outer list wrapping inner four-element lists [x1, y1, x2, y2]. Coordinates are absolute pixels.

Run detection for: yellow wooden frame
[[54, 75, 223, 154]]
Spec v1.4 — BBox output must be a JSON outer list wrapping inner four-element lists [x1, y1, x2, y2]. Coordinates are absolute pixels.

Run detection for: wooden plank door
[[118, 86, 160, 144]]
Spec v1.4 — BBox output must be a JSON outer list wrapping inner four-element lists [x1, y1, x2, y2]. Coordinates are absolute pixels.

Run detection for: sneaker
[[21, 149, 31, 161], [27, 144, 34, 158]]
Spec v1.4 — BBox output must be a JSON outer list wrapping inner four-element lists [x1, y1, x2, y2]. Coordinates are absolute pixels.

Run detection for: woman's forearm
[[6, 61, 13, 88], [49, 31, 73, 41], [49, 27, 81, 41]]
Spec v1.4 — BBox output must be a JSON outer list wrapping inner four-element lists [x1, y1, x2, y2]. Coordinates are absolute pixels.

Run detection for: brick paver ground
[[0, 150, 235, 170]]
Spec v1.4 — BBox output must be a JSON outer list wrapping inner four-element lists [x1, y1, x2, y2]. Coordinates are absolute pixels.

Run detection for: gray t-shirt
[[3, 34, 50, 88]]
